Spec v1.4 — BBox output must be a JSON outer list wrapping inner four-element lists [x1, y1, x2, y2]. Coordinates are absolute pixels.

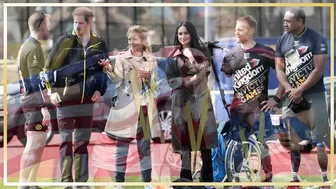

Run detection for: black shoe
[[17, 186, 30, 189], [29, 186, 43, 189], [75, 186, 91, 189], [30, 186, 43, 189]]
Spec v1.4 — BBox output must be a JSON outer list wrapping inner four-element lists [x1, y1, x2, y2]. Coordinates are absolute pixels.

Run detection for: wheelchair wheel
[[224, 137, 262, 182], [224, 139, 236, 182]]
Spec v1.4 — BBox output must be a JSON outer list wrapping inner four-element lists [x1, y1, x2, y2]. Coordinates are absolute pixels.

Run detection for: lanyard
[[184, 89, 210, 175], [130, 64, 156, 140], [184, 90, 210, 151]]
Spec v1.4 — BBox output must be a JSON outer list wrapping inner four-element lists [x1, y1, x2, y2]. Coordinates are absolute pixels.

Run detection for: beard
[[75, 29, 81, 36], [41, 32, 48, 40], [237, 36, 249, 44]]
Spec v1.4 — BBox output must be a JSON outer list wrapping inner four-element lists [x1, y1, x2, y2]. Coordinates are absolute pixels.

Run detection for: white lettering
[[234, 64, 265, 88]]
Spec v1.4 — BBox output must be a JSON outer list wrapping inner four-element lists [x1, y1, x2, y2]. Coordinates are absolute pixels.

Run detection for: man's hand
[[260, 98, 278, 112], [99, 58, 113, 72], [138, 70, 151, 79], [284, 85, 294, 92], [42, 90, 51, 104], [91, 91, 101, 102], [41, 107, 50, 126], [42, 115, 50, 127], [288, 88, 303, 103], [50, 92, 61, 106], [42, 118, 50, 127]]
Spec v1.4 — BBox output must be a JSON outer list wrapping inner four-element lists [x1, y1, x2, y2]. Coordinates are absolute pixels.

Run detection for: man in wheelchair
[[220, 15, 285, 185]]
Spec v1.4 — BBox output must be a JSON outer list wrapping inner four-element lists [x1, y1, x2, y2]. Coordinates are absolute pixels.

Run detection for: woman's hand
[[183, 48, 206, 63], [182, 48, 195, 63], [138, 70, 151, 79], [99, 58, 113, 72]]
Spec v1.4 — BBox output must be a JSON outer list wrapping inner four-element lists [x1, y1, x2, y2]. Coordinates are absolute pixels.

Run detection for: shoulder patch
[[64, 33, 73, 39]]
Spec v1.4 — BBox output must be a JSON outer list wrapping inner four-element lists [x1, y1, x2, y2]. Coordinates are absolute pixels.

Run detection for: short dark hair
[[236, 15, 257, 31], [289, 7, 306, 24], [72, 7, 94, 22], [28, 12, 46, 31]]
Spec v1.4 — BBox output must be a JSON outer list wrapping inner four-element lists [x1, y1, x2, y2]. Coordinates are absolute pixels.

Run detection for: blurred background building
[[0, 0, 334, 85]]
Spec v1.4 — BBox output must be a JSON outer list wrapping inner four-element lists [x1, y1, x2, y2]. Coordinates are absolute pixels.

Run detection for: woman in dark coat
[[166, 21, 218, 183]]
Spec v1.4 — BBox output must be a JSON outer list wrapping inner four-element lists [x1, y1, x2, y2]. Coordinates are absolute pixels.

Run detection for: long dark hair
[[173, 21, 210, 57]]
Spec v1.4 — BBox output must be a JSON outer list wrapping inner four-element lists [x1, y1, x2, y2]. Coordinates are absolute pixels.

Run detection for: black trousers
[[180, 149, 213, 182]]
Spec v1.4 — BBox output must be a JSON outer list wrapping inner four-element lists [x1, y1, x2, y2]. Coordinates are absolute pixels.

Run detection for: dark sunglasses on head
[[37, 12, 46, 28]]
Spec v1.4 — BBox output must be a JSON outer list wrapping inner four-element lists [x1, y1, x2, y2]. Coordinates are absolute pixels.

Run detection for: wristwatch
[[273, 96, 281, 103]]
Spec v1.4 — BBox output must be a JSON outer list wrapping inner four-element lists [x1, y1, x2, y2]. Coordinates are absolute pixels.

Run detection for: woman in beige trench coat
[[99, 25, 162, 189]]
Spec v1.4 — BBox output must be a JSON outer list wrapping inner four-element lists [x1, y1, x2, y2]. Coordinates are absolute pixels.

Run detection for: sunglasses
[[37, 12, 46, 28]]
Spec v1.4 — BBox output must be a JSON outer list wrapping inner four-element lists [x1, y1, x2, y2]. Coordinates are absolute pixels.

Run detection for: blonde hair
[[236, 15, 257, 31], [126, 25, 151, 53]]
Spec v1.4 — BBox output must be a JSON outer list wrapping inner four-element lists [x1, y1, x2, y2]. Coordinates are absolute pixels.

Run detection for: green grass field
[[1, 175, 335, 189]]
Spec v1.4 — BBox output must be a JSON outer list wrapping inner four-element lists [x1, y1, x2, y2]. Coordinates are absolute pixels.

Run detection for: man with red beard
[[45, 7, 108, 189], [222, 15, 284, 186]]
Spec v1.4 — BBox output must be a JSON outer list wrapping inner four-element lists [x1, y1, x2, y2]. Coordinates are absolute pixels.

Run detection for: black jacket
[[45, 30, 108, 103]]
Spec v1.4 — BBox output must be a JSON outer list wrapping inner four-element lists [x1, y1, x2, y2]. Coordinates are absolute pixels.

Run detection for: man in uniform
[[275, 8, 331, 188], [17, 12, 54, 189], [222, 15, 284, 185]]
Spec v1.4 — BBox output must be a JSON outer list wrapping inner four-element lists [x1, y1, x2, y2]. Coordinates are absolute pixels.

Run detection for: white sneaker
[[144, 186, 152, 189], [114, 186, 124, 189]]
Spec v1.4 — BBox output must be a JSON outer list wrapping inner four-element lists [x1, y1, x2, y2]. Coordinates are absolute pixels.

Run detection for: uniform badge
[[294, 41, 299, 47], [320, 44, 326, 52], [244, 53, 250, 59], [35, 124, 43, 131]]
